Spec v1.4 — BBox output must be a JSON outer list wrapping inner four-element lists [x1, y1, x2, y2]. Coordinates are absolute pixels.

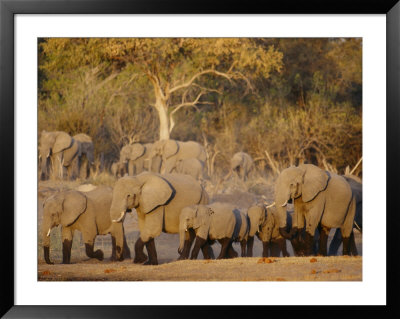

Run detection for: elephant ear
[[300, 164, 329, 202], [164, 140, 179, 159], [61, 191, 87, 227], [139, 175, 174, 214], [193, 206, 212, 229], [53, 132, 73, 153], [130, 143, 146, 161]]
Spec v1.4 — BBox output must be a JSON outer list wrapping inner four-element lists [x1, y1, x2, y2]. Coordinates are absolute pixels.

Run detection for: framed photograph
[[1, 0, 398, 317]]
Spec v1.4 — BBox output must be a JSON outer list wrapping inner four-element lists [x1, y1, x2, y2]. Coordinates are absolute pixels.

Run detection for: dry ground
[[38, 256, 362, 281]]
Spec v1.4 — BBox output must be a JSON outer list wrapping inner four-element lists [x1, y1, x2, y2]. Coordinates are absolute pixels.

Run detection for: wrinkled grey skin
[[247, 205, 290, 257], [275, 164, 356, 256], [42, 186, 130, 264], [176, 158, 205, 181], [328, 175, 362, 255], [148, 139, 207, 175], [120, 143, 162, 176], [39, 131, 80, 180], [179, 202, 249, 259], [110, 172, 209, 265], [73, 133, 95, 179], [230, 152, 254, 181]]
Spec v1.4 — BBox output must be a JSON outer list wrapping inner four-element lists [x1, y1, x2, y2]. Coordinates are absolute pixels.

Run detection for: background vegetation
[[38, 38, 362, 177]]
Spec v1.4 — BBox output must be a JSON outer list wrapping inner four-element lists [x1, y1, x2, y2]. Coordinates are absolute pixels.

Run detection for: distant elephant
[[176, 158, 205, 181], [148, 139, 206, 175], [275, 164, 356, 256], [111, 161, 126, 178], [328, 174, 362, 256], [230, 152, 254, 181], [246, 204, 290, 257], [179, 202, 249, 260], [110, 172, 209, 265], [42, 186, 130, 264], [73, 133, 95, 179], [39, 130, 80, 180], [120, 143, 161, 176]]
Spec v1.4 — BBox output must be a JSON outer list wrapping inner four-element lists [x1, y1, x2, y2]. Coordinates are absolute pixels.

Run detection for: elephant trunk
[[42, 220, 53, 264], [110, 198, 127, 223], [178, 220, 187, 254]]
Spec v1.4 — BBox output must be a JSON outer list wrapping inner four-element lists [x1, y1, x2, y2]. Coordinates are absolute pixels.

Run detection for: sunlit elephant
[[110, 172, 209, 265], [275, 164, 356, 256], [120, 143, 161, 176], [42, 186, 130, 264], [246, 204, 290, 257], [230, 152, 254, 181], [39, 130, 80, 180], [176, 158, 205, 181], [73, 133, 95, 179], [148, 139, 206, 175], [179, 202, 249, 260], [328, 174, 362, 256], [111, 161, 126, 178]]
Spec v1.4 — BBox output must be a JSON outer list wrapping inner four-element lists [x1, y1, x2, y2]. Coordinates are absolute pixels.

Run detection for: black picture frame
[[1, 0, 398, 317]]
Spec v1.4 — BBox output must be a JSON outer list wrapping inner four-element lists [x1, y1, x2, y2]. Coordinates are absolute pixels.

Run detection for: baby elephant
[[179, 202, 249, 260], [42, 186, 130, 264], [247, 204, 290, 257]]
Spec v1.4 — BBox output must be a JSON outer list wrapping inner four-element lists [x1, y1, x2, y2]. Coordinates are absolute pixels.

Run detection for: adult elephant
[[179, 203, 248, 260], [275, 164, 356, 256], [42, 186, 130, 264], [39, 130, 80, 180], [110, 172, 209, 265], [148, 139, 206, 175], [328, 174, 362, 256], [73, 133, 95, 180], [120, 143, 162, 176], [229, 152, 254, 181], [176, 158, 205, 181]]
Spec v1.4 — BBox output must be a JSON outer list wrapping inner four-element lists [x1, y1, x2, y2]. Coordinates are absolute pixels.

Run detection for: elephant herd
[[41, 162, 362, 265], [39, 131, 94, 181]]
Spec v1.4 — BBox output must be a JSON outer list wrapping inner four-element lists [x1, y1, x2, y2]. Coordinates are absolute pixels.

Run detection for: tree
[[40, 38, 283, 140]]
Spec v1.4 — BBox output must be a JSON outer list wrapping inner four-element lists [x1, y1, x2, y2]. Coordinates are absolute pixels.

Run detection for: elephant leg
[[277, 238, 289, 257], [61, 227, 73, 264], [191, 236, 206, 260], [123, 233, 131, 259], [43, 246, 53, 265], [133, 237, 148, 264], [200, 242, 214, 260], [179, 229, 196, 260], [227, 243, 238, 259], [318, 226, 330, 256], [349, 231, 358, 256], [342, 236, 351, 256], [82, 231, 103, 261], [246, 236, 254, 257], [217, 238, 230, 259], [144, 238, 158, 265], [262, 241, 270, 257], [304, 231, 315, 256], [128, 160, 135, 176], [240, 239, 247, 257], [328, 228, 342, 256]]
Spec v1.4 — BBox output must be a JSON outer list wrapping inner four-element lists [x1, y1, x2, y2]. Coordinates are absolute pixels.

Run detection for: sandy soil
[[38, 256, 362, 281]]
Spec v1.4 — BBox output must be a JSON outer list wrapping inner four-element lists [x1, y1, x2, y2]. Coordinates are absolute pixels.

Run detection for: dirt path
[[38, 256, 362, 281]]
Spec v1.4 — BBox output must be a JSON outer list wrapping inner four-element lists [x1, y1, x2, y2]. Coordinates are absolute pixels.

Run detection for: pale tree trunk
[[153, 84, 170, 141]]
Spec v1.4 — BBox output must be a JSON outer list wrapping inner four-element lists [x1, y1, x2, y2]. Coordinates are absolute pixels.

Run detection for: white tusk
[[185, 228, 188, 232], [281, 200, 288, 207], [265, 202, 276, 209], [112, 211, 126, 223], [47, 228, 51, 237]]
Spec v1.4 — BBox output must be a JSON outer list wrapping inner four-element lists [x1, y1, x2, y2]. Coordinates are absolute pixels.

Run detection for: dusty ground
[[38, 256, 362, 281], [37, 178, 362, 282]]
